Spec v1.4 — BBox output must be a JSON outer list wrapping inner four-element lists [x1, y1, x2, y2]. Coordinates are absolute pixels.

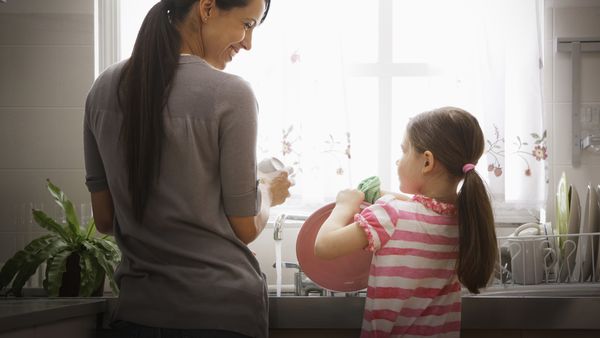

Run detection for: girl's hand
[[335, 189, 365, 213], [315, 188, 369, 260]]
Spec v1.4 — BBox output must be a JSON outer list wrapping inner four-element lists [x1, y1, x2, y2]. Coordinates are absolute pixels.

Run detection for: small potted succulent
[[0, 179, 120, 297]]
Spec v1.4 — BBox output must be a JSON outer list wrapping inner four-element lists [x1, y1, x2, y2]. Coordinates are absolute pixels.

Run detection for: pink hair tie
[[462, 163, 476, 174]]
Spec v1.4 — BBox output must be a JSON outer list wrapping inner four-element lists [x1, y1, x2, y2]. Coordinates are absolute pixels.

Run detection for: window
[[98, 0, 547, 222]]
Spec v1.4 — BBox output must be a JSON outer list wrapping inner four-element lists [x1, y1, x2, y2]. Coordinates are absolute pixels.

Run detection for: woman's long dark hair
[[407, 107, 498, 294], [118, 0, 271, 222]]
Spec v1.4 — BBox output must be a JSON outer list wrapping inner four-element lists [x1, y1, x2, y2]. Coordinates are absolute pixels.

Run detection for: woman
[[84, 0, 288, 337]]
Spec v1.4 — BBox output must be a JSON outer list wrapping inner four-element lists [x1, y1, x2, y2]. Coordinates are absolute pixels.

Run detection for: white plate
[[555, 173, 569, 241], [573, 184, 600, 282], [595, 185, 600, 282], [560, 185, 581, 282]]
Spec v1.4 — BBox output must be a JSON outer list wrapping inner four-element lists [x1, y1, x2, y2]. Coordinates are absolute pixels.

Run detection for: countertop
[[0, 298, 106, 332], [2, 284, 600, 333]]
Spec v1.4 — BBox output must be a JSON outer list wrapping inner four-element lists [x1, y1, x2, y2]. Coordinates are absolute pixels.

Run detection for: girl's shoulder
[[411, 194, 457, 216], [374, 194, 456, 216], [370, 194, 420, 217]]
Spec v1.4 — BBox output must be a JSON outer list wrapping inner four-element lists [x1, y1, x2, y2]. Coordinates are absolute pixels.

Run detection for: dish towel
[[357, 176, 381, 204]]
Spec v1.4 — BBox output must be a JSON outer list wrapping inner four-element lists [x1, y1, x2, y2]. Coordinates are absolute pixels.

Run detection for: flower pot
[[58, 253, 105, 297]]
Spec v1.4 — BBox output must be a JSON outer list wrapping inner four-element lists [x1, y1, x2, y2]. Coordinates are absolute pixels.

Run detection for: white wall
[[544, 0, 600, 222], [0, 0, 94, 282]]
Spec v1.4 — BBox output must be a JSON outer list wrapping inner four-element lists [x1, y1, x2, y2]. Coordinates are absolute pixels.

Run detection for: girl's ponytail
[[456, 169, 497, 294], [407, 107, 498, 294]]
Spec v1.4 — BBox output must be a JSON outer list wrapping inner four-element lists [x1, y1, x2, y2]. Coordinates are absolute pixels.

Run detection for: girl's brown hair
[[406, 106, 497, 294]]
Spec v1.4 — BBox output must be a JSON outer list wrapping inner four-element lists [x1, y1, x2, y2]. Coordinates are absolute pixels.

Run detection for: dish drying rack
[[493, 232, 600, 287]]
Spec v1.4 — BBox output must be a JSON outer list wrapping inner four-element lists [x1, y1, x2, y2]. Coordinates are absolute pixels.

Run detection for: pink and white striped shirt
[[354, 194, 460, 338]]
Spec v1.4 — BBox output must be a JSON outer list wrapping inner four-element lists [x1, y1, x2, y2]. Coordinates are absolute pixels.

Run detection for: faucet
[[272, 213, 326, 296], [272, 261, 328, 296], [273, 213, 308, 241], [274, 213, 286, 241]]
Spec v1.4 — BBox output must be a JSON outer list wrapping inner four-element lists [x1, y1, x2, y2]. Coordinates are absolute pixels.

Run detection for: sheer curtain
[[230, 0, 547, 216], [113, 0, 547, 218], [228, 0, 374, 210]]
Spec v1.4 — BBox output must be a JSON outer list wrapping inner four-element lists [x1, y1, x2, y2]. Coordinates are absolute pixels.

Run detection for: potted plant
[[0, 179, 120, 297]]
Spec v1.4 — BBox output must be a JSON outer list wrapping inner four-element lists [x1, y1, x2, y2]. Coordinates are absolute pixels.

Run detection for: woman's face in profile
[[201, 0, 265, 69]]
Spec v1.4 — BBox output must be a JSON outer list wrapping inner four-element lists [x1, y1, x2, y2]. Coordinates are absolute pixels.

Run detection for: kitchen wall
[[1, 0, 600, 291], [0, 0, 94, 284], [544, 0, 600, 222]]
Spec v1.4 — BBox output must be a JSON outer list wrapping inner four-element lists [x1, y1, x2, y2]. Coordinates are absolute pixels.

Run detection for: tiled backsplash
[[545, 3, 600, 223], [0, 0, 94, 271]]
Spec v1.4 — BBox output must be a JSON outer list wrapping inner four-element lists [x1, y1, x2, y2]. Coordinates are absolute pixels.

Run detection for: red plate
[[296, 202, 373, 292]]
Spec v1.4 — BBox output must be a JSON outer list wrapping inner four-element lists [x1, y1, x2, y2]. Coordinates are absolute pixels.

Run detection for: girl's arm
[[314, 189, 369, 260]]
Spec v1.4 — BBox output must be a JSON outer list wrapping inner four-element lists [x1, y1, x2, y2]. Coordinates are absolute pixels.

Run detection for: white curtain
[[229, 0, 365, 209], [225, 0, 548, 212], [476, 0, 547, 209]]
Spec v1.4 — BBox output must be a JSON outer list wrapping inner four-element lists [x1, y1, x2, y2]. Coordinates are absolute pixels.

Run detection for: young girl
[[315, 106, 497, 338]]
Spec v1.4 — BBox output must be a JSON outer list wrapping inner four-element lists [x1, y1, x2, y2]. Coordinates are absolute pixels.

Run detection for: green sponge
[[357, 176, 381, 204]]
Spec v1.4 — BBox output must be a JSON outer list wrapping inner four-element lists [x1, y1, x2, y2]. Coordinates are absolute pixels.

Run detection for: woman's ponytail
[[118, 0, 194, 222]]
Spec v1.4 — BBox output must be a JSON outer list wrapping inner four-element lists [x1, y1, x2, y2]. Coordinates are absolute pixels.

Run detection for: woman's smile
[[228, 46, 239, 60]]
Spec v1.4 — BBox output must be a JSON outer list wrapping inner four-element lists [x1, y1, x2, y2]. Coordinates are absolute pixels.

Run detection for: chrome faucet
[[272, 261, 327, 296], [274, 213, 286, 241], [273, 214, 308, 241]]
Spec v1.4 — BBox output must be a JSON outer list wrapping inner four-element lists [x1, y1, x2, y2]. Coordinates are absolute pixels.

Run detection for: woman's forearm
[[254, 183, 272, 235]]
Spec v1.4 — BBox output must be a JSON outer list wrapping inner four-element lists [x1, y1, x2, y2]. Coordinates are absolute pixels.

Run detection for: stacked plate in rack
[[557, 174, 600, 283]]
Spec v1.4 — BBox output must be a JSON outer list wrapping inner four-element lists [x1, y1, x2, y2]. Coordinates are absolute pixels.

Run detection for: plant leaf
[[92, 238, 121, 261], [9, 237, 68, 296], [0, 235, 54, 289], [32, 210, 72, 243], [45, 249, 72, 297], [84, 218, 96, 240], [46, 179, 81, 238], [10, 261, 42, 297], [78, 252, 99, 297], [83, 242, 119, 295]]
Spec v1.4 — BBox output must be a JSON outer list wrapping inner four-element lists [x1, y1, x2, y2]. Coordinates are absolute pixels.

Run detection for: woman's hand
[[234, 168, 293, 244], [260, 168, 293, 207]]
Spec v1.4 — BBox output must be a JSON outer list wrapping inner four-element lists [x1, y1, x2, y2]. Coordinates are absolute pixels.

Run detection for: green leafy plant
[[0, 179, 120, 297]]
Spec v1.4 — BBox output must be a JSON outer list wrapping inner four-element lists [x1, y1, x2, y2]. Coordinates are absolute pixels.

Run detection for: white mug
[[508, 223, 557, 285]]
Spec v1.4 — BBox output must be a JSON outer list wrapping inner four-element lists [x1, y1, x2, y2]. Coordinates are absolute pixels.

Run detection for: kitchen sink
[[469, 283, 600, 297]]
